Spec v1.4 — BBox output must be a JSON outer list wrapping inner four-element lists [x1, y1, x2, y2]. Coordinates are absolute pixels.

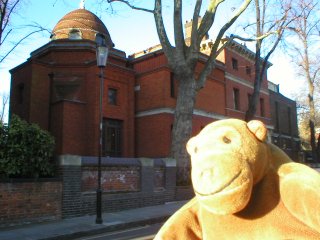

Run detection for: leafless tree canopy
[[287, 0, 320, 160], [236, 0, 295, 121]]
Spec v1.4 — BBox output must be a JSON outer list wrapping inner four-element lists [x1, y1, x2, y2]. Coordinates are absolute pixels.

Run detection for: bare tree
[[0, 0, 49, 63], [0, 92, 9, 123], [104, 0, 252, 184], [240, 0, 294, 121], [287, 0, 320, 161]]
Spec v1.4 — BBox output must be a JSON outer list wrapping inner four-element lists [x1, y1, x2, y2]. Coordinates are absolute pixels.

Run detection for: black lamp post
[[95, 33, 110, 224]]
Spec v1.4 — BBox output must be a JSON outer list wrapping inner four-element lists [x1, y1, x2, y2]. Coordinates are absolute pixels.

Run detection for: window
[[108, 88, 117, 105], [69, 29, 82, 39], [275, 101, 279, 131], [260, 98, 265, 117], [102, 119, 122, 157], [170, 72, 176, 98], [246, 66, 251, 75], [233, 88, 240, 110], [247, 94, 252, 108], [287, 107, 292, 134], [232, 58, 238, 70], [17, 83, 24, 104]]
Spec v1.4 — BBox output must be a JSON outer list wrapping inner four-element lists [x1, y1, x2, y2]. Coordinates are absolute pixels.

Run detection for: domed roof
[[51, 8, 113, 45]]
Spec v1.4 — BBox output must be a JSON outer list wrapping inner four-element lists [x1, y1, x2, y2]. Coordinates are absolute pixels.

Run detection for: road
[[73, 223, 162, 240]]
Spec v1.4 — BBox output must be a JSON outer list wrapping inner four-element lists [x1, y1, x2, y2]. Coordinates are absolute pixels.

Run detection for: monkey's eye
[[194, 146, 198, 154], [223, 136, 231, 144]]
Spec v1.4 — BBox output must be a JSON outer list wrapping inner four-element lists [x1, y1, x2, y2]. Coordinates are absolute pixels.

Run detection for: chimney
[[184, 17, 209, 46]]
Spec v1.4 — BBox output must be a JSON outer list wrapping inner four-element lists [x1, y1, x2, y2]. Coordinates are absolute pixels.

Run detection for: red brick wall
[[195, 69, 226, 115], [134, 54, 227, 158], [135, 114, 173, 157], [135, 69, 173, 111], [224, 47, 269, 88], [132, 52, 168, 74], [224, 47, 271, 125], [0, 180, 62, 227], [10, 42, 135, 158], [29, 64, 52, 130], [10, 63, 32, 121], [61, 101, 86, 154]]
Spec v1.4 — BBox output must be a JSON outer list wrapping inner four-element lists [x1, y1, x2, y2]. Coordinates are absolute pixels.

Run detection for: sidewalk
[[0, 201, 187, 240]]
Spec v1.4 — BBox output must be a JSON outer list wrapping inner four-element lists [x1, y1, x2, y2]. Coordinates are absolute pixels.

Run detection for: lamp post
[[95, 33, 110, 224]]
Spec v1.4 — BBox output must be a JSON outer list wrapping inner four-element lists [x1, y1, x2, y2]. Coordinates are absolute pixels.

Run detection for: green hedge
[[0, 115, 55, 178]]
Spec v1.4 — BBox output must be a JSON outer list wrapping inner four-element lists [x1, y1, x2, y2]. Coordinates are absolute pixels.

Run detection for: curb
[[41, 216, 169, 240]]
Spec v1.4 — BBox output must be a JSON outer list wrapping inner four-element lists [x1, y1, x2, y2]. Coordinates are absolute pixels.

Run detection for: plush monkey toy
[[155, 119, 320, 239]]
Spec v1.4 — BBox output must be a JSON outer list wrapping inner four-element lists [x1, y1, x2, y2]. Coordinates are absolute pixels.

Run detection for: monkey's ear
[[247, 120, 267, 142], [186, 136, 197, 155]]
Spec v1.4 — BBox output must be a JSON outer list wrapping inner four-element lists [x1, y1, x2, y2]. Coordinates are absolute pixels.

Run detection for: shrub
[[0, 115, 55, 178]]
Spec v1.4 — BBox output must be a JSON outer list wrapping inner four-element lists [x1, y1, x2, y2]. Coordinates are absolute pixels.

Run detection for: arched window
[[69, 29, 82, 39]]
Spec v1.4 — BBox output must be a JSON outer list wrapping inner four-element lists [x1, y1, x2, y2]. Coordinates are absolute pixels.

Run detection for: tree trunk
[[245, 83, 260, 121], [304, 36, 317, 162], [308, 87, 317, 162], [245, 39, 262, 121], [316, 132, 320, 161], [171, 76, 197, 185]]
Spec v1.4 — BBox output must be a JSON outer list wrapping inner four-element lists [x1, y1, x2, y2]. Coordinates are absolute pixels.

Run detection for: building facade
[[9, 7, 299, 160], [268, 82, 300, 160]]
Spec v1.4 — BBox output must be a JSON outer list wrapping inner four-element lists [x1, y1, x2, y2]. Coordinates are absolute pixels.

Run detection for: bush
[[0, 115, 55, 178]]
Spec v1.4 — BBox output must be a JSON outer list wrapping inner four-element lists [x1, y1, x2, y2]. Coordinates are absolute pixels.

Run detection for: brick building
[[9, 7, 299, 160], [268, 82, 300, 160]]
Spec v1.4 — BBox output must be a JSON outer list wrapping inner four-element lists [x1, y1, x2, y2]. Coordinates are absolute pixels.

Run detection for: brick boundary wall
[[0, 156, 194, 226], [0, 178, 62, 228], [59, 155, 181, 218]]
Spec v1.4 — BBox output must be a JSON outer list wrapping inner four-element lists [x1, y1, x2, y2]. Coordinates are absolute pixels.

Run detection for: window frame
[[232, 58, 238, 70], [108, 87, 118, 105], [233, 88, 240, 110]]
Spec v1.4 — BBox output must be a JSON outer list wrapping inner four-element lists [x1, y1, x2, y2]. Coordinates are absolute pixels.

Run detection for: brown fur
[[155, 119, 320, 239]]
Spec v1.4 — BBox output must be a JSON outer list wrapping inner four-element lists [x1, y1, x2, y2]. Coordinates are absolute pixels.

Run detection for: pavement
[[0, 201, 187, 240]]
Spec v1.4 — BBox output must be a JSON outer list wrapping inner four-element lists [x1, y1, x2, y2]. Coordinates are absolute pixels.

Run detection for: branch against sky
[[196, 0, 252, 90], [236, 0, 294, 121], [0, 0, 21, 45], [0, 23, 51, 64], [106, 0, 153, 13], [0, 0, 51, 64]]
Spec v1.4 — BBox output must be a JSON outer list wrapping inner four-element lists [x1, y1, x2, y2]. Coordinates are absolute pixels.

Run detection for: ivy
[[0, 115, 55, 178]]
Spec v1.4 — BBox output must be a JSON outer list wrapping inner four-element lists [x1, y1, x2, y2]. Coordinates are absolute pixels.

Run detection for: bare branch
[[153, 0, 173, 62], [106, 0, 154, 13], [173, 0, 185, 54], [0, 0, 21, 43], [197, 0, 225, 43], [189, 0, 202, 50], [0, 26, 48, 63], [196, 0, 252, 89]]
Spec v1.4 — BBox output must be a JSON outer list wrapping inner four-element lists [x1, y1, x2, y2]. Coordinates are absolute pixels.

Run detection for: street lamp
[[95, 33, 112, 224]]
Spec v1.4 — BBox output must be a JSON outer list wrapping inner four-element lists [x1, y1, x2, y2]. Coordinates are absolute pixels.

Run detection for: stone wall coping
[[154, 158, 165, 167], [59, 155, 82, 166], [58, 155, 177, 168], [139, 158, 154, 167], [163, 158, 176, 167], [0, 177, 61, 183], [82, 156, 141, 166]]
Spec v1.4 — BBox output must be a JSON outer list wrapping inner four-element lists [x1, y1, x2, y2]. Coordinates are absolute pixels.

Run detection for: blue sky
[[0, 0, 301, 121]]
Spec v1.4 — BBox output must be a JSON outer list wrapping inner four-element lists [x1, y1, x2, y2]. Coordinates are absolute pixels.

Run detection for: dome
[[51, 8, 113, 45]]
